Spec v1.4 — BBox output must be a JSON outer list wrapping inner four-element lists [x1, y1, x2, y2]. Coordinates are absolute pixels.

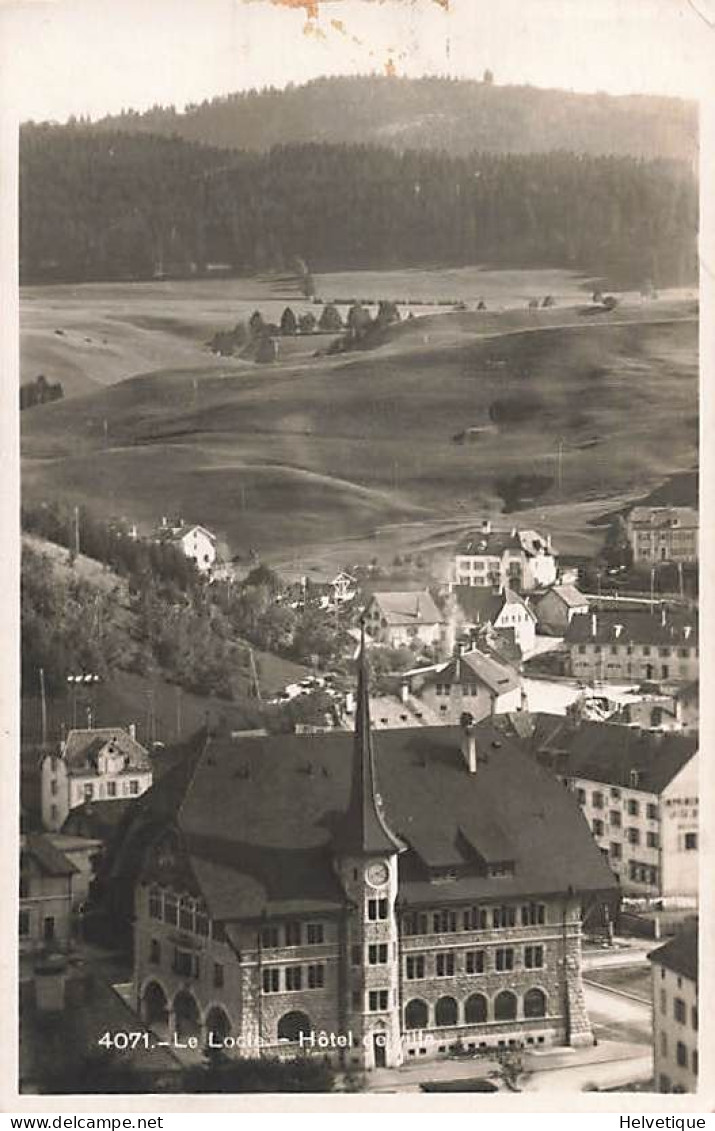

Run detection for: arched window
[[494, 990, 517, 1021], [205, 1006, 231, 1043], [464, 993, 488, 1024], [435, 996, 458, 1027], [277, 1010, 312, 1043], [142, 981, 168, 1028], [524, 988, 547, 1018], [173, 989, 201, 1040], [404, 999, 428, 1030]]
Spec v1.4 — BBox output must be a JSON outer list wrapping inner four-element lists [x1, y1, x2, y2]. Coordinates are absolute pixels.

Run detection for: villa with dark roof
[[454, 520, 557, 592], [41, 727, 152, 833], [125, 638, 615, 1069]]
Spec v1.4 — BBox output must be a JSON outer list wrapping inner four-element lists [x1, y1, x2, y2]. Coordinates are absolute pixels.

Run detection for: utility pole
[[248, 648, 262, 701], [74, 505, 81, 558], [39, 667, 47, 747], [556, 437, 564, 497], [175, 685, 182, 740]]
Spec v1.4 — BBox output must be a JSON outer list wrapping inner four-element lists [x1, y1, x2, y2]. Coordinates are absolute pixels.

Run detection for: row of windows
[[262, 964, 326, 993], [405, 945, 544, 980], [592, 821, 658, 847], [260, 922, 325, 948], [628, 862, 659, 885], [402, 904, 546, 936], [404, 987, 548, 1029], [584, 792, 658, 820], [81, 779, 141, 800], [149, 889, 211, 936], [433, 684, 480, 698], [576, 644, 695, 658]]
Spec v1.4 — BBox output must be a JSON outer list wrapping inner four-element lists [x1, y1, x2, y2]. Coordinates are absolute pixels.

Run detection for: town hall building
[[127, 636, 616, 1070]]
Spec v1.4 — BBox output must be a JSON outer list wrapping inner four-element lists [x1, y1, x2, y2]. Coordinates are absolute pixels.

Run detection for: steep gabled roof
[[22, 834, 78, 877], [126, 715, 615, 920], [522, 712, 697, 794], [423, 649, 520, 697], [370, 590, 443, 626], [539, 584, 588, 609], [61, 728, 150, 775], [453, 585, 534, 625], [649, 920, 698, 982], [564, 610, 698, 648]]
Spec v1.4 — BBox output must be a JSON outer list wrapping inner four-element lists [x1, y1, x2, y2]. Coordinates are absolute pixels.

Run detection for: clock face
[[366, 862, 389, 887]]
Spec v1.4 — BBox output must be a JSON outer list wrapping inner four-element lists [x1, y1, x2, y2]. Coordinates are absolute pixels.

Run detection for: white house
[[449, 585, 536, 658], [649, 922, 698, 1093], [406, 645, 523, 725], [454, 521, 557, 592], [157, 519, 217, 573], [40, 727, 153, 833]]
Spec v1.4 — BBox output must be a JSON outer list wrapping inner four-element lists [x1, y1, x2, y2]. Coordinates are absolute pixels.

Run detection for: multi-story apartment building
[[125, 641, 615, 1070], [454, 521, 557, 593], [565, 611, 698, 685], [40, 727, 153, 832], [522, 715, 698, 904], [626, 507, 698, 566], [649, 921, 698, 1093]]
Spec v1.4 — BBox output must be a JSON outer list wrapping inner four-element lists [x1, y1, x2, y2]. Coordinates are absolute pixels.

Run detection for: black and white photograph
[[2, 0, 709, 1105]]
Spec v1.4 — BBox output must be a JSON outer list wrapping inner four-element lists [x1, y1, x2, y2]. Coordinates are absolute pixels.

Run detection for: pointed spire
[[334, 622, 403, 856]]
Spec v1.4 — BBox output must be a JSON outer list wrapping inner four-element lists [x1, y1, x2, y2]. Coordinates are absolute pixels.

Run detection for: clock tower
[[333, 626, 405, 1070]]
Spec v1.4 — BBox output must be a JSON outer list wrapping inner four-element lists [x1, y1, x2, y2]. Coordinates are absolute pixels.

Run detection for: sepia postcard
[[0, 0, 713, 1115]]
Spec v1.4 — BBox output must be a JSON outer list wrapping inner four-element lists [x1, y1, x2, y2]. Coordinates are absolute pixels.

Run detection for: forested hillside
[[85, 76, 697, 162], [20, 127, 697, 286]]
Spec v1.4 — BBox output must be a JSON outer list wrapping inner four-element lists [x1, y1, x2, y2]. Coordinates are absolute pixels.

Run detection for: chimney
[[460, 713, 478, 773], [400, 681, 409, 704], [161, 515, 168, 527], [128, 723, 136, 741], [683, 625, 692, 641], [661, 604, 667, 627], [614, 624, 623, 639], [510, 526, 517, 538], [591, 613, 598, 637], [481, 518, 492, 535]]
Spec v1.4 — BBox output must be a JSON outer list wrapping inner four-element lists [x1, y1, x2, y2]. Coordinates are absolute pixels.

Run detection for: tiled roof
[[62, 798, 138, 839], [423, 649, 520, 697], [370, 590, 443, 626], [649, 920, 698, 982], [456, 531, 522, 556], [456, 528, 554, 558], [628, 506, 698, 530], [62, 728, 151, 775], [540, 584, 588, 609], [453, 585, 534, 625], [156, 523, 217, 544], [22, 833, 78, 877], [131, 718, 616, 920], [564, 610, 698, 647], [521, 713, 697, 794]]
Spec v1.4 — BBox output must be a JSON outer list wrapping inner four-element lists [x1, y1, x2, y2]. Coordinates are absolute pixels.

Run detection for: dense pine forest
[[87, 76, 698, 162], [20, 125, 697, 286]]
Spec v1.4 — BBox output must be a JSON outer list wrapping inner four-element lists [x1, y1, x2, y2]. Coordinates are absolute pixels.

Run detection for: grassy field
[[20, 272, 698, 572], [20, 266, 631, 398]]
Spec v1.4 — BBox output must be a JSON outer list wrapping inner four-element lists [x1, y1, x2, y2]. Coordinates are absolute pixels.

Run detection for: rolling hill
[[88, 75, 698, 162], [21, 301, 698, 564]]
